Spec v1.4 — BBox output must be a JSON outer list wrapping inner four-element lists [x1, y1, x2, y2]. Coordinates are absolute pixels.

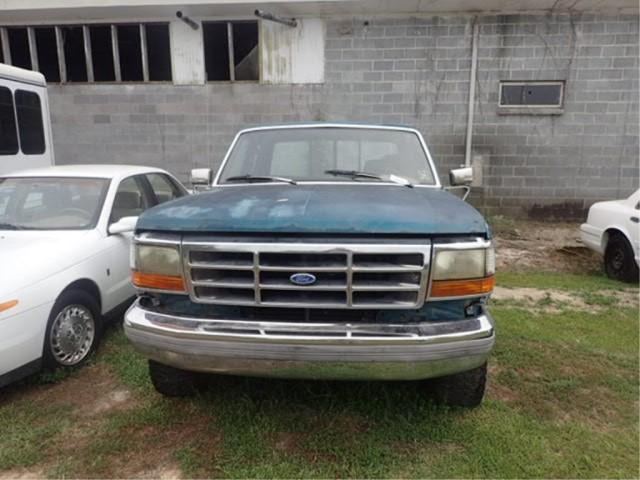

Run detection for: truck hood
[[137, 185, 488, 236], [0, 230, 92, 295]]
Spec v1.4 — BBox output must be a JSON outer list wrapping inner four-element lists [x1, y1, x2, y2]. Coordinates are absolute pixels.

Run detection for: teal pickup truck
[[124, 124, 496, 407]]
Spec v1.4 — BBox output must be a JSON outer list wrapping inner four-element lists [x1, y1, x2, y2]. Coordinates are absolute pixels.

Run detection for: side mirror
[[190, 168, 212, 186], [108, 216, 138, 235], [449, 166, 473, 186]]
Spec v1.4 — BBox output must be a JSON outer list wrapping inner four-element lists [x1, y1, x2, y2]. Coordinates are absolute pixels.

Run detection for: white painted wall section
[[261, 18, 325, 85], [170, 18, 205, 85]]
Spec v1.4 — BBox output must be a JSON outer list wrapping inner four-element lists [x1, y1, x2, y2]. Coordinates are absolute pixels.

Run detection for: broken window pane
[[231, 21, 258, 81], [145, 24, 171, 81], [35, 27, 60, 82], [61, 26, 88, 82], [0, 87, 18, 155], [90, 25, 115, 82], [8, 27, 31, 70], [15, 90, 45, 155], [203, 22, 230, 81], [117, 24, 143, 81], [500, 82, 563, 107]]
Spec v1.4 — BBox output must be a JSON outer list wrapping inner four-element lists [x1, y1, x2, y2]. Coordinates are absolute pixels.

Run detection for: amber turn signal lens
[[0, 299, 18, 314], [132, 271, 185, 292], [430, 276, 495, 298]]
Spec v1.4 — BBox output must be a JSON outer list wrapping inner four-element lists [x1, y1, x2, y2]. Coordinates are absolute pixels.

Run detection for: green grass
[[497, 270, 637, 292], [0, 270, 638, 478]]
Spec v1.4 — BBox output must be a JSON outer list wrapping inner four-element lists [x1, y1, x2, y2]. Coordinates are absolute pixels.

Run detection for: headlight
[[430, 246, 495, 298], [132, 244, 186, 292]]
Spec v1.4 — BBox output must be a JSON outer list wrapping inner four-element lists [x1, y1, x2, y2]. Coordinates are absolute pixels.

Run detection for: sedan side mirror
[[108, 216, 138, 235], [190, 168, 212, 186], [449, 166, 473, 186]]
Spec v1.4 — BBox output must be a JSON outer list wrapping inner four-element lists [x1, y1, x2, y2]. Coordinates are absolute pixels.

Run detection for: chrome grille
[[183, 242, 431, 309]]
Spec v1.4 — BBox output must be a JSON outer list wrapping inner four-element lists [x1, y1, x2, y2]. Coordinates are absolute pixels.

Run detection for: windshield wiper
[[324, 169, 413, 188], [225, 175, 297, 185], [0, 223, 21, 230]]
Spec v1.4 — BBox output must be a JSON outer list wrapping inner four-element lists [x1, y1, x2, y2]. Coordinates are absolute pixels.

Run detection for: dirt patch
[[4, 363, 138, 418], [492, 286, 638, 311], [493, 221, 601, 274], [0, 468, 45, 480]]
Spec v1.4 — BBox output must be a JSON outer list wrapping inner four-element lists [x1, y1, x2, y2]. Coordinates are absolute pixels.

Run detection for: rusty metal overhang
[[0, 0, 637, 24]]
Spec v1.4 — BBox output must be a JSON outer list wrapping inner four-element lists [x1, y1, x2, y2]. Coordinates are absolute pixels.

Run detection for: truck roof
[[0, 63, 47, 87]]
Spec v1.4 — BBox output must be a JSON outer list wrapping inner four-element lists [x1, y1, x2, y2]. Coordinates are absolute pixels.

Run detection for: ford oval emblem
[[290, 272, 317, 286]]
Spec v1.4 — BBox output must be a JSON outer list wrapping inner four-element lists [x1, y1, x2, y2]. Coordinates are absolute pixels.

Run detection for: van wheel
[[427, 363, 487, 408], [43, 290, 101, 370], [605, 234, 639, 283], [148, 360, 199, 397]]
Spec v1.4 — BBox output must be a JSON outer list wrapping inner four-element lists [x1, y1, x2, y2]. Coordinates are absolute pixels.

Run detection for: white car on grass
[[580, 189, 640, 283], [0, 165, 187, 386]]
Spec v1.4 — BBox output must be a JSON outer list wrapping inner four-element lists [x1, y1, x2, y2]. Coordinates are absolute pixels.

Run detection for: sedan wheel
[[50, 304, 95, 366], [44, 289, 102, 371]]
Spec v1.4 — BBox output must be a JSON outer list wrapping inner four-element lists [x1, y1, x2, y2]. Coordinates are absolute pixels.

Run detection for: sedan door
[[101, 175, 155, 312]]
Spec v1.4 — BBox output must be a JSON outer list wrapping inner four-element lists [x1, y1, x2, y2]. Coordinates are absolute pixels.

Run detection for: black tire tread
[[428, 363, 487, 408], [604, 234, 639, 283], [148, 360, 199, 397]]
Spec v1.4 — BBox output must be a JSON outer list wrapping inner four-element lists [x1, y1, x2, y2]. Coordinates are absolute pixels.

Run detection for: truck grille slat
[[184, 242, 431, 309]]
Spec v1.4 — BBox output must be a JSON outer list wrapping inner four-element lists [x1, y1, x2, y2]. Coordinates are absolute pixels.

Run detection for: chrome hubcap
[[50, 305, 95, 366]]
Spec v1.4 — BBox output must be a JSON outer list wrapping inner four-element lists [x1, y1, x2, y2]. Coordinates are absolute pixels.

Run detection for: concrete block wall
[[48, 12, 639, 219]]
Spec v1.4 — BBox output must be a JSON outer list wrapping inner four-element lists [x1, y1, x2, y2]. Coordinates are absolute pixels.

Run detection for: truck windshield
[[0, 177, 109, 230], [218, 127, 437, 185]]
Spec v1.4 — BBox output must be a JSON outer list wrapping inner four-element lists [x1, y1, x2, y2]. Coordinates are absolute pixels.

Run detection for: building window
[[203, 20, 259, 82], [35, 27, 60, 82], [7, 27, 31, 70], [89, 25, 115, 82], [61, 26, 88, 82], [499, 81, 564, 108], [0, 23, 172, 84], [145, 24, 172, 81], [15, 90, 45, 155], [0, 87, 19, 155]]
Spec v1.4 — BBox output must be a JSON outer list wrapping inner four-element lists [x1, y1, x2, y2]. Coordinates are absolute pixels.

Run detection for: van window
[[0, 88, 19, 155], [15, 90, 46, 155]]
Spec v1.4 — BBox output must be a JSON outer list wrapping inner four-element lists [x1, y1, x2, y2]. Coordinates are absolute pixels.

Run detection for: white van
[[0, 63, 54, 175]]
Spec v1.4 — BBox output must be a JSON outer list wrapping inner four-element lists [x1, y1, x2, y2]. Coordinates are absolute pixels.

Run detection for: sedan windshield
[[218, 127, 436, 185], [0, 177, 109, 230]]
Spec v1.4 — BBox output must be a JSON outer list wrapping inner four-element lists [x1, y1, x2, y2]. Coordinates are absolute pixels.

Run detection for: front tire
[[427, 363, 487, 407], [43, 290, 101, 370], [604, 234, 639, 283], [148, 360, 200, 397]]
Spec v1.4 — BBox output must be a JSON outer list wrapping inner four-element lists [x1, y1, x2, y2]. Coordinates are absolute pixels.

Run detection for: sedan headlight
[[132, 244, 186, 292], [430, 246, 495, 298]]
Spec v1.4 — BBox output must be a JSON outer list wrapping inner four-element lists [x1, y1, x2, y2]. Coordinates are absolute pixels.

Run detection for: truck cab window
[[15, 90, 45, 155], [0, 87, 19, 155]]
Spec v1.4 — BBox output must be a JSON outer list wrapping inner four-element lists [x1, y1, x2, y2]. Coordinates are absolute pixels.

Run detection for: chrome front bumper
[[124, 300, 495, 381]]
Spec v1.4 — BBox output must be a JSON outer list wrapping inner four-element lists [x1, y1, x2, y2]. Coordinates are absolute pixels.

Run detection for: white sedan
[[580, 189, 640, 283], [0, 165, 187, 386]]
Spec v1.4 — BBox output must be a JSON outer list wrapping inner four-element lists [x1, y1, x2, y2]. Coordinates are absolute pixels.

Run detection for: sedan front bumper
[[124, 300, 495, 381]]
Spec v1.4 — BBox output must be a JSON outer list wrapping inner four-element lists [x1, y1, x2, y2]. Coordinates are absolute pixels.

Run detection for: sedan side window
[[111, 176, 149, 223], [146, 173, 183, 205]]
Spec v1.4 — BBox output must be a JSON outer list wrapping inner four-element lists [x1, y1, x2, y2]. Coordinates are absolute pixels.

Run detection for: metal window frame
[[140, 24, 149, 82], [3, 21, 171, 84], [0, 28, 10, 65], [54, 26, 67, 83], [498, 80, 565, 108], [27, 27, 38, 71]]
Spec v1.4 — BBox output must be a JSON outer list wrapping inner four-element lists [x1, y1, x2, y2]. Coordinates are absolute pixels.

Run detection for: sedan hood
[[0, 231, 91, 295], [137, 185, 489, 236]]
